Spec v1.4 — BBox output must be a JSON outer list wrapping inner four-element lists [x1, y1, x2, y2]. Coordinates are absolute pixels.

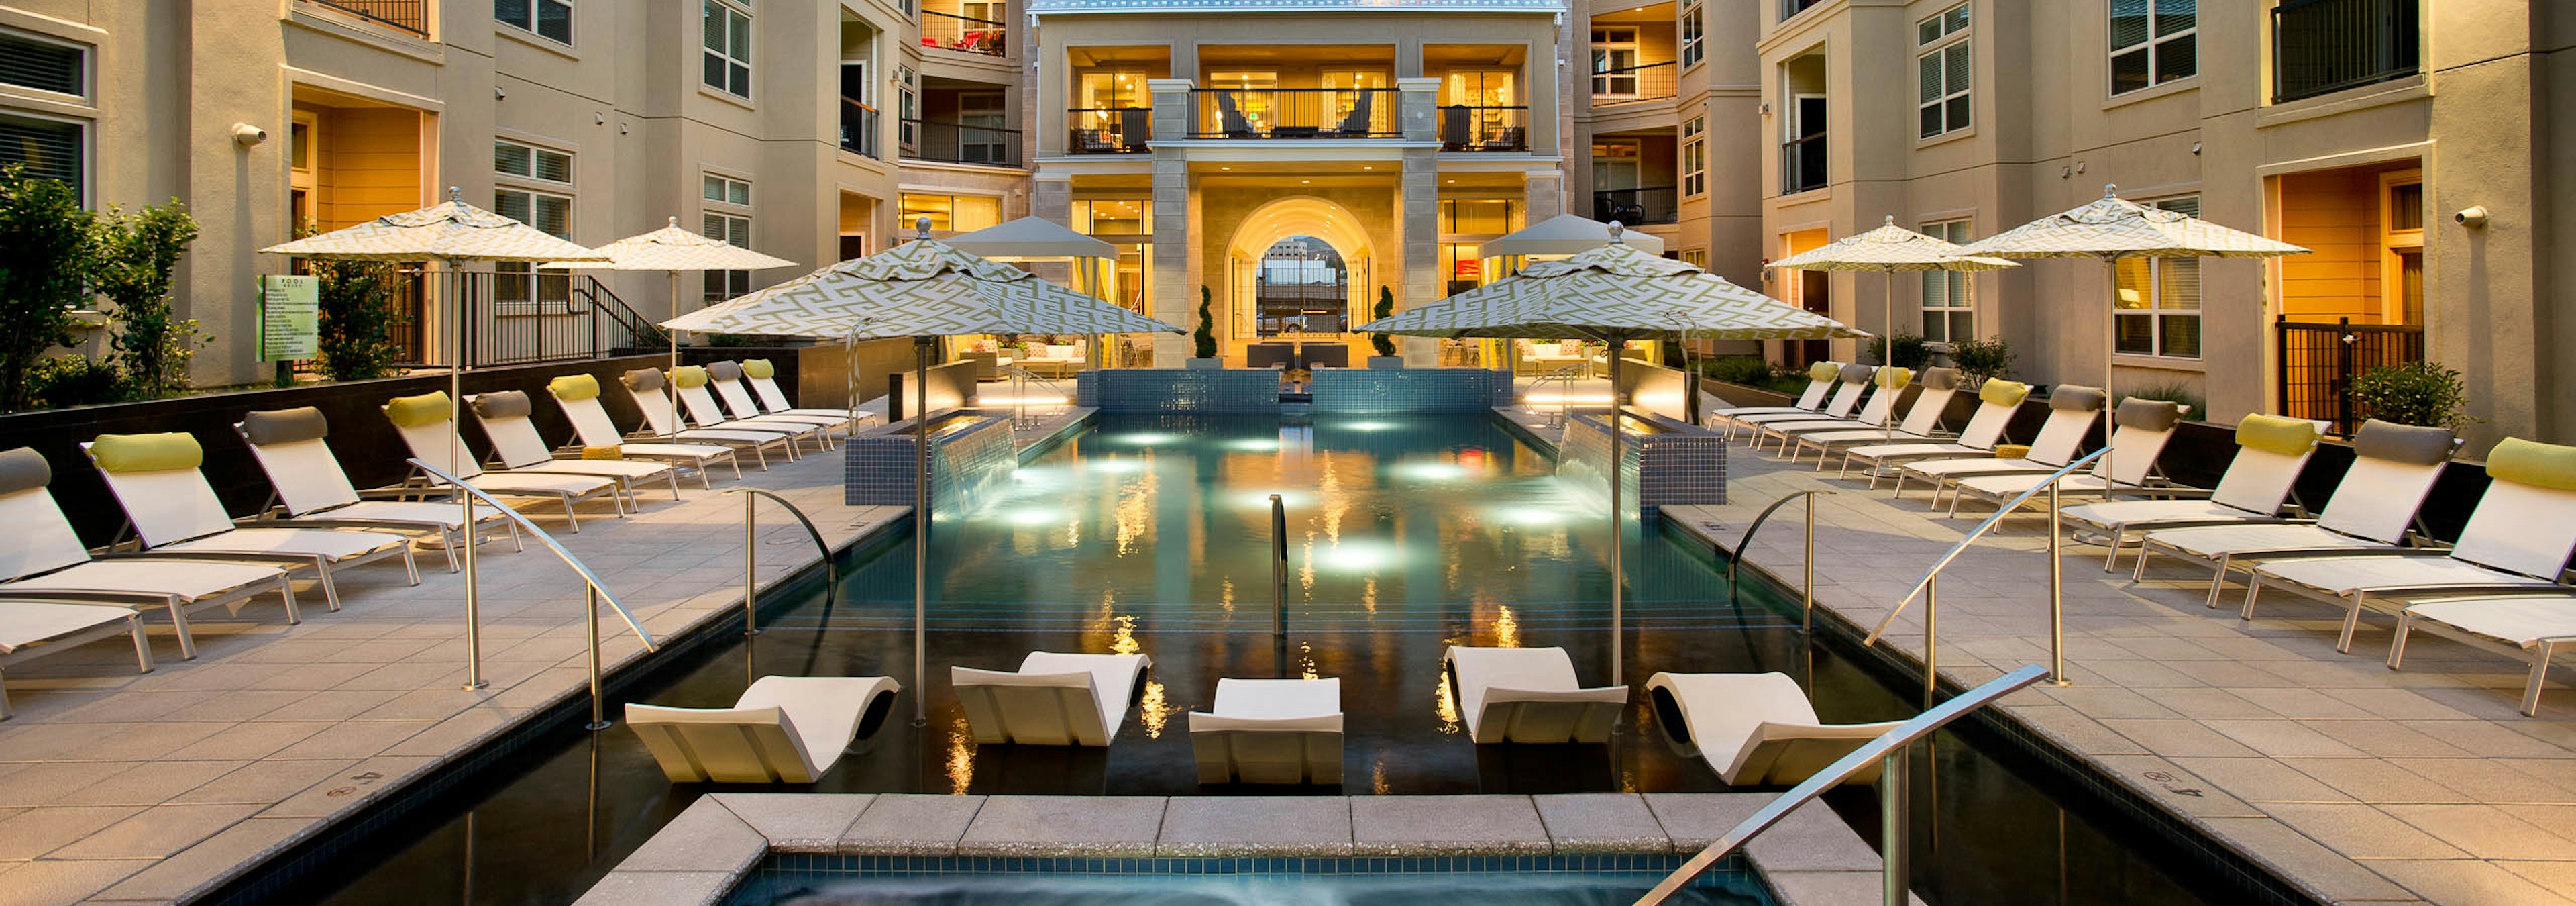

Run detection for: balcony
[[1439, 105, 1529, 152], [1591, 61, 1677, 105], [308, 0, 429, 37], [1190, 89, 1397, 140], [1068, 107, 1151, 154], [1781, 133, 1826, 195], [902, 119, 1022, 168], [1593, 186, 1677, 225], [840, 98, 881, 160], [2272, 0, 2419, 103], [920, 9, 1006, 58]]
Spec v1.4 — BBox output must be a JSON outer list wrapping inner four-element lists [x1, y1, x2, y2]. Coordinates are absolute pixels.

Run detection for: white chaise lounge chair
[[621, 369, 798, 467], [1645, 672, 1902, 786], [546, 373, 742, 480], [2390, 594, 2576, 717], [1893, 385, 2106, 500], [1443, 646, 1626, 743], [953, 651, 1152, 746], [1707, 361, 1837, 427], [625, 675, 902, 782], [707, 361, 848, 434], [84, 432, 419, 612], [466, 391, 686, 497], [1944, 398, 2188, 517], [382, 391, 626, 527], [1753, 367, 1912, 454], [744, 358, 882, 422], [1837, 379, 2030, 485], [235, 407, 520, 570], [1187, 677, 1344, 785], [1727, 364, 1874, 441], [2058, 415, 2327, 570], [0, 601, 154, 721], [1786, 367, 1962, 467], [672, 366, 829, 451]]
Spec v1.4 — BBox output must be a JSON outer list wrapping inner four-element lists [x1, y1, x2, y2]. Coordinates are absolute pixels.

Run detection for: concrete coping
[[574, 793, 1921, 906]]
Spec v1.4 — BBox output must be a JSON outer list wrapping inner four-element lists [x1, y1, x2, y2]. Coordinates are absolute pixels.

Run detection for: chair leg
[[505, 518, 525, 552], [2132, 543, 2156, 582], [727, 453, 743, 480], [2334, 592, 2369, 654], [278, 576, 303, 624], [166, 595, 198, 660], [2523, 640, 2558, 717], [2204, 555, 2233, 609], [2102, 531, 2124, 572], [2239, 571, 2267, 620], [2387, 612, 2414, 670], [313, 558, 341, 612], [437, 531, 461, 573], [562, 495, 581, 532], [667, 471, 684, 499], [127, 615, 154, 674], [400, 546, 421, 586]]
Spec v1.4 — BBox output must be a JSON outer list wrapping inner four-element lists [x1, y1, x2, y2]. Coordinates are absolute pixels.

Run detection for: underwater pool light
[[1338, 420, 1401, 432], [1394, 462, 1470, 481], [1089, 458, 1146, 474], [1224, 438, 1281, 452], [1112, 432, 1181, 446]]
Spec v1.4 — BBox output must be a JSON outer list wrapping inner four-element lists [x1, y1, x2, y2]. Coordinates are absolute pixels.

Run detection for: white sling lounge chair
[[744, 358, 883, 422], [84, 433, 419, 612], [1756, 367, 1917, 455], [1945, 399, 2188, 517], [235, 407, 519, 571], [1727, 364, 1874, 441], [547, 373, 743, 479], [466, 391, 685, 497], [0, 447, 299, 660], [1893, 385, 2106, 500], [0, 601, 154, 721], [621, 368, 800, 466], [1787, 368, 1962, 468], [382, 391, 626, 528], [1707, 361, 1838, 427], [625, 675, 902, 783], [1645, 672, 1902, 787], [2390, 594, 2576, 717], [1187, 677, 1344, 785], [2058, 415, 2327, 570], [1838, 379, 2031, 485], [1443, 646, 1626, 743], [2244, 438, 2576, 652], [707, 361, 848, 434], [673, 366, 830, 451], [953, 651, 1152, 746], [2132, 420, 2459, 609]]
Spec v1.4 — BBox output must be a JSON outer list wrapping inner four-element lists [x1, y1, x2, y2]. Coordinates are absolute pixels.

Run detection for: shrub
[[1370, 287, 1396, 357], [94, 201, 202, 399], [1866, 330, 1932, 371], [1700, 356, 1774, 385], [1947, 334, 2014, 385], [26, 355, 125, 409], [2348, 361, 2473, 433], [0, 165, 101, 411], [2125, 379, 2206, 419], [306, 232, 406, 381], [1193, 285, 1218, 359]]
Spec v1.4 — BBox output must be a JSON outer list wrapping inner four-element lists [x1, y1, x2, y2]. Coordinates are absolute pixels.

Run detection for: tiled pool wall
[[721, 854, 1768, 905], [1306, 368, 1514, 413], [1077, 368, 1283, 413], [1558, 411, 1727, 516], [844, 414, 1018, 511]]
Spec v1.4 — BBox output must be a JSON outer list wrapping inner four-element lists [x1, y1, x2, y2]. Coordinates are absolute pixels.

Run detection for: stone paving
[[1663, 440, 2576, 906]]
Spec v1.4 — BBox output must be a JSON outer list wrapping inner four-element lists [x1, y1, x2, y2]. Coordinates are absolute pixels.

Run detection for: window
[[703, 213, 751, 303], [1681, 4, 1705, 68], [898, 193, 1000, 233], [1440, 199, 1517, 236], [702, 0, 752, 99], [1591, 28, 1638, 97], [1680, 248, 1707, 268], [496, 0, 573, 44], [0, 111, 83, 200], [1917, 5, 1970, 138], [2114, 197, 2202, 358], [494, 140, 573, 309], [702, 173, 751, 207], [0, 30, 87, 97], [1071, 199, 1150, 236], [957, 91, 1006, 164], [495, 140, 572, 184], [1682, 115, 1707, 197], [898, 66, 916, 150], [1919, 219, 1974, 344], [2110, 0, 2195, 95]]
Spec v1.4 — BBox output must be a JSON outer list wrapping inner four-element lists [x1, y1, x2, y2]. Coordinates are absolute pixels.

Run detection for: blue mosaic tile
[[1308, 368, 1511, 414], [844, 413, 1016, 511]]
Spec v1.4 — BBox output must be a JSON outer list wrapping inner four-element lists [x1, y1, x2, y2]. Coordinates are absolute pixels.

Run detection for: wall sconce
[[231, 123, 268, 146], [2454, 206, 2489, 229]]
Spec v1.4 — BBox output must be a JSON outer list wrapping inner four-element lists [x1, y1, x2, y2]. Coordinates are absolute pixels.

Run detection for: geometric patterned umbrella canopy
[[1771, 216, 2021, 272], [539, 217, 798, 272], [258, 190, 604, 264], [1961, 185, 2310, 260], [661, 237, 1182, 338], [1479, 213, 1666, 258], [1359, 234, 1867, 341]]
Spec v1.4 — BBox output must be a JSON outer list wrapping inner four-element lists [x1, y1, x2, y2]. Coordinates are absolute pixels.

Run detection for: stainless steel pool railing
[[408, 459, 659, 732], [1863, 446, 2106, 706], [1270, 493, 1291, 677], [1528, 364, 1589, 428], [1630, 664, 2050, 906], [725, 488, 840, 636], [1724, 489, 1829, 632]]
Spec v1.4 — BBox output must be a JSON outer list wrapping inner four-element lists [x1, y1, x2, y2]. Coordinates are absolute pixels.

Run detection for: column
[[1146, 79, 1195, 366], [1525, 170, 1564, 219], [1397, 77, 1441, 366]]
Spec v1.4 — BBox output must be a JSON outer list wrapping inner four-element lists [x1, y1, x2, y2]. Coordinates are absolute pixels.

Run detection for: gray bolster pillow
[[241, 407, 329, 446], [623, 368, 665, 393], [472, 391, 533, 420], [2351, 419, 2457, 465], [1921, 367, 1960, 391], [2114, 398, 2183, 432], [706, 360, 743, 382], [0, 447, 50, 495], [2049, 385, 2107, 413], [1837, 363, 1876, 384]]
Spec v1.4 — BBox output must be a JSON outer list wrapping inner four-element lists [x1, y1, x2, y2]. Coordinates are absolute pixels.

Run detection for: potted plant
[[1187, 285, 1222, 369], [1366, 286, 1402, 368]]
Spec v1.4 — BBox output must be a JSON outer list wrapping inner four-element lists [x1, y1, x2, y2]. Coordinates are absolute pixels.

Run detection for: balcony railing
[[840, 98, 881, 160], [1781, 133, 1827, 195], [2272, 0, 2419, 102], [1067, 107, 1152, 154], [920, 9, 1007, 57], [1191, 88, 1397, 139], [309, 0, 429, 36], [1591, 60, 1677, 103], [1438, 105, 1529, 152], [902, 119, 1022, 168], [1593, 186, 1678, 226]]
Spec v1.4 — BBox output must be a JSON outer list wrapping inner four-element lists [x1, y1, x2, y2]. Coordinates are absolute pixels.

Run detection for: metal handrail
[[1724, 489, 1828, 632], [995, 364, 1071, 429], [405, 458, 659, 732], [1631, 664, 2051, 906], [1863, 446, 2108, 704], [724, 489, 839, 636], [1529, 364, 1589, 428]]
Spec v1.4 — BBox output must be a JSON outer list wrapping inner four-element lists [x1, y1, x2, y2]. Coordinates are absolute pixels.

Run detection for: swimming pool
[[726, 855, 1766, 906], [262, 413, 2226, 906]]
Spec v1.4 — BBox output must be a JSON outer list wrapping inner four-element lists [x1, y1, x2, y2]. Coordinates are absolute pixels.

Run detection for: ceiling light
[[1301, 179, 1311, 184]]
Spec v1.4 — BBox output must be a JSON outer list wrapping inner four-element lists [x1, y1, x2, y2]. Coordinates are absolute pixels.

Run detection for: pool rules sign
[[258, 274, 320, 362]]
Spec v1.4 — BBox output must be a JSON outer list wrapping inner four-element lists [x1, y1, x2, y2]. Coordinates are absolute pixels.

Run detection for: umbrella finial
[[448, 185, 463, 203], [915, 216, 932, 241], [1884, 215, 1896, 227], [2103, 183, 2120, 199], [668, 215, 680, 228], [1605, 221, 1625, 245]]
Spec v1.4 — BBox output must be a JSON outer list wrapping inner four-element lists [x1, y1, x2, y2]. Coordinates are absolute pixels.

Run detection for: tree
[[305, 225, 407, 381], [1370, 286, 1396, 357], [0, 165, 101, 412], [1193, 285, 1218, 359], [95, 201, 202, 399]]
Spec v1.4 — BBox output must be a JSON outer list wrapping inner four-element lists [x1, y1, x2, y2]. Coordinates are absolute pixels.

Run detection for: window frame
[[1591, 28, 1640, 99], [1680, 3, 1705, 68], [0, 107, 88, 205], [2109, 0, 2196, 97], [1681, 115, 1707, 197], [495, 0, 574, 46], [702, 0, 753, 100], [2113, 195, 2204, 360], [0, 27, 91, 103], [1916, 5, 1971, 139], [1917, 218, 1974, 345], [702, 211, 753, 304]]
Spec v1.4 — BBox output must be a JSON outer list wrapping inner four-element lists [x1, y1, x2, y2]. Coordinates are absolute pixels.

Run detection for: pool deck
[[1663, 443, 2576, 906]]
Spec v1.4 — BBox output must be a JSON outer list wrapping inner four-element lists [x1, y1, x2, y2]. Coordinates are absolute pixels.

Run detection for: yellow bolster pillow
[[1807, 361, 1839, 382], [581, 445, 624, 461], [672, 366, 709, 389], [743, 358, 775, 380], [1876, 367, 1913, 389], [549, 373, 602, 401], [2235, 414, 2320, 457], [384, 391, 453, 427], [2485, 437, 2576, 492], [1978, 379, 2029, 408], [91, 432, 203, 473]]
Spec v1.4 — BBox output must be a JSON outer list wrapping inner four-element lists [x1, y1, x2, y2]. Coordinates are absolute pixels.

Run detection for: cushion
[[2351, 419, 2455, 466], [384, 391, 453, 427], [2049, 385, 2106, 413], [2114, 398, 2183, 432], [1532, 343, 1560, 357], [241, 407, 328, 446], [2485, 437, 2576, 492], [549, 373, 602, 401], [1807, 361, 1839, 382], [1921, 368, 1960, 391], [473, 391, 530, 420], [0, 447, 50, 495], [1977, 379, 2031, 408], [1837, 363, 1875, 385], [706, 361, 743, 382], [581, 445, 624, 461], [743, 359, 775, 380], [91, 432, 203, 473], [1876, 367, 1913, 389], [2235, 414, 2320, 457], [672, 366, 709, 389], [622, 368, 665, 393]]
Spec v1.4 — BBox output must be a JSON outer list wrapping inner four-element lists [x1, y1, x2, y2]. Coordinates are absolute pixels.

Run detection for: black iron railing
[[2273, 0, 2419, 102], [1067, 107, 1152, 154], [463, 272, 667, 368], [920, 9, 1006, 57], [901, 119, 1022, 167], [1782, 133, 1827, 194], [309, 0, 429, 36], [1191, 88, 1398, 139], [1439, 105, 1529, 151], [2276, 315, 2424, 436], [1591, 60, 1677, 103], [840, 98, 881, 159], [1593, 186, 1678, 226]]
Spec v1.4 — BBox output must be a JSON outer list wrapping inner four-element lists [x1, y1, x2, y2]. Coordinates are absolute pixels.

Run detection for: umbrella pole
[[1607, 331, 1625, 687], [912, 334, 933, 725], [1884, 266, 1897, 445], [669, 272, 683, 419], [2102, 255, 2118, 487]]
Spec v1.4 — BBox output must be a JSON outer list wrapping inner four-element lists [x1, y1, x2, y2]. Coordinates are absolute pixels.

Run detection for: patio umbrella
[[666, 221, 1183, 719], [1768, 215, 2018, 443], [541, 217, 800, 428], [944, 216, 1119, 372], [1960, 185, 2308, 481], [1357, 226, 1864, 683]]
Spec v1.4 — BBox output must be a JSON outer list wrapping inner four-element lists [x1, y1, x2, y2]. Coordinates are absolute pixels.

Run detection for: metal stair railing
[[1527, 364, 1590, 428], [725, 488, 839, 636], [1723, 489, 1830, 632], [573, 276, 669, 353], [995, 365, 1071, 430]]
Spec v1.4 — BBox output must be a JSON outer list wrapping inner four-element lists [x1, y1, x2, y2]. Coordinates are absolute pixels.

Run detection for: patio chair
[[705, 361, 848, 436], [1443, 646, 1626, 744], [1215, 91, 1256, 138], [625, 675, 902, 783], [739, 358, 877, 424], [1707, 361, 1837, 425], [2242, 437, 2576, 651], [619, 369, 798, 468], [466, 391, 686, 497], [1483, 125, 1527, 152], [2131, 419, 2459, 608], [1891, 385, 2106, 500], [1, 601, 154, 721], [1782, 368, 1962, 466], [1644, 672, 1902, 787], [1186, 677, 1344, 785], [235, 407, 522, 570], [1943, 398, 2189, 517], [1752, 367, 1913, 453], [952, 651, 1152, 746], [672, 366, 830, 452], [84, 432, 419, 612], [0, 446, 299, 660], [2057, 415, 2328, 570], [2390, 594, 2576, 717], [1837, 378, 2029, 485], [1727, 364, 1876, 441], [542, 377, 740, 484], [1332, 92, 1374, 137], [382, 391, 627, 528]]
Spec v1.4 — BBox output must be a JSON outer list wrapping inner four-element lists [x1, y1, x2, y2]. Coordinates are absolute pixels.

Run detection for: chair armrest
[[0, 588, 178, 605], [95, 550, 321, 570]]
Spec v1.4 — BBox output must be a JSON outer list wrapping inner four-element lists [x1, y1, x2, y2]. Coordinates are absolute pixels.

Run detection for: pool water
[[741, 870, 1762, 906], [278, 413, 2223, 906]]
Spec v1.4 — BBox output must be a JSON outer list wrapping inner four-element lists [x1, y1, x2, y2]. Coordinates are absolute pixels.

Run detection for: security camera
[[232, 123, 267, 146], [2453, 206, 2489, 229]]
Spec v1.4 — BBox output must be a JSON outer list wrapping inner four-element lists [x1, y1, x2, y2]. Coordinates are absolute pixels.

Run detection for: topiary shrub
[[0, 164, 101, 411], [1370, 287, 1396, 357], [2349, 361, 2473, 433], [95, 200, 202, 399], [1699, 356, 1774, 385], [1193, 285, 1218, 359], [27, 355, 125, 409], [1947, 334, 2014, 385]]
